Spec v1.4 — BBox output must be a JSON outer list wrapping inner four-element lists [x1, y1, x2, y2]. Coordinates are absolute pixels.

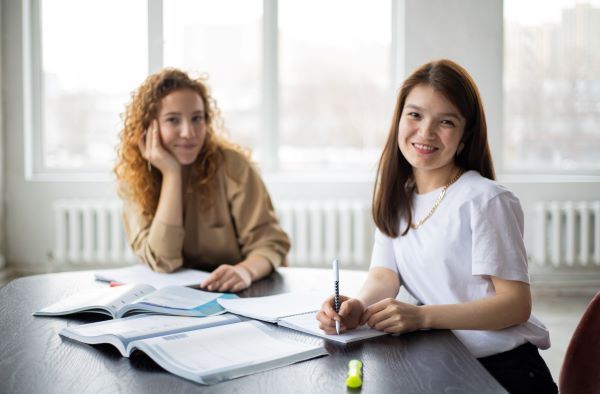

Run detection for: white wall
[[2, 1, 599, 279], [403, 0, 503, 160]]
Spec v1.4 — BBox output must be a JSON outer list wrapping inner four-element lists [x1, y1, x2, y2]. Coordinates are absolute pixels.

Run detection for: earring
[[456, 142, 464, 157], [147, 161, 152, 172]]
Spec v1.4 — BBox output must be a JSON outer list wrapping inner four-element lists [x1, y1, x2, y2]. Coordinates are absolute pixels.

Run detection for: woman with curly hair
[[114, 68, 290, 292]]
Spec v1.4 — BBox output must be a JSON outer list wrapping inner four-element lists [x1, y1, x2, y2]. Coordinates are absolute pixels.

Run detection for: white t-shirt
[[370, 170, 550, 358]]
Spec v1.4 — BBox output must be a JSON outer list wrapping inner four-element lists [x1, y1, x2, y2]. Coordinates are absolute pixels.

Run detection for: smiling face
[[158, 89, 207, 166], [397, 84, 465, 190]]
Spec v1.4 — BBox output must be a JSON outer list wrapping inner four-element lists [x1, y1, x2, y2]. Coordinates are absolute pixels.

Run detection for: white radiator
[[278, 200, 372, 268], [52, 199, 373, 269], [532, 201, 600, 267], [53, 200, 137, 266]]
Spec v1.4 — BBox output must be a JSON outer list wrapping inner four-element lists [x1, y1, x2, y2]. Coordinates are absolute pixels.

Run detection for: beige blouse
[[122, 147, 290, 273]]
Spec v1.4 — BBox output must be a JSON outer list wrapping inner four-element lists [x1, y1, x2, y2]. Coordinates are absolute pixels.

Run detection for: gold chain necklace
[[411, 169, 464, 229]]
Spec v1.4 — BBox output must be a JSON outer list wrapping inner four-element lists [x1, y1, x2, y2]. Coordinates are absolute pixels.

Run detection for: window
[[504, 0, 600, 171], [163, 0, 262, 150], [31, 0, 394, 176], [38, 0, 147, 171], [278, 0, 391, 171]]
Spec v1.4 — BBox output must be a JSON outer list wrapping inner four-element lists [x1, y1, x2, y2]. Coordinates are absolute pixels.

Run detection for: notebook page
[[278, 311, 387, 344], [217, 290, 328, 322]]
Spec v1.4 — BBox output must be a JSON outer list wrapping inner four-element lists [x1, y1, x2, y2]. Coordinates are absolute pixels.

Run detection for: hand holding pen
[[316, 294, 365, 335], [315, 259, 366, 334]]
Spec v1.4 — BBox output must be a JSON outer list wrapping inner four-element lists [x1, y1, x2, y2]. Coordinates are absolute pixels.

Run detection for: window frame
[[24, 0, 152, 181], [501, 0, 600, 178], [23, 0, 400, 180]]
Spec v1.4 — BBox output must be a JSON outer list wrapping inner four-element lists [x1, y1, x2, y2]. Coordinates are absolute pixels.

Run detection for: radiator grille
[[52, 199, 373, 269], [532, 201, 600, 267], [278, 200, 372, 268], [53, 200, 136, 265]]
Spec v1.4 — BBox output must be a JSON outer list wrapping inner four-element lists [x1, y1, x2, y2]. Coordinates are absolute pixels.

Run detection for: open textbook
[[60, 314, 327, 385], [217, 291, 387, 344], [60, 314, 243, 357], [34, 284, 236, 319]]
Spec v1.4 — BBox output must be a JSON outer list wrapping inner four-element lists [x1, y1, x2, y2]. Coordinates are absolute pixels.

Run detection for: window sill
[[498, 173, 600, 184]]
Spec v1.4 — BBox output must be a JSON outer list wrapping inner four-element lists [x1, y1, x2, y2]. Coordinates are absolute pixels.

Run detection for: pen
[[333, 259, 340, 335]]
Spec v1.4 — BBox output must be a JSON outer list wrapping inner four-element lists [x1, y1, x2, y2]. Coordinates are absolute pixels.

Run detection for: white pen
[[333, 259, 340, 335]]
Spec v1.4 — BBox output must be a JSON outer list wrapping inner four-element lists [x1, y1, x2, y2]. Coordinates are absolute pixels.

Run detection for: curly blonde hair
[[114, 68, 239, 218]]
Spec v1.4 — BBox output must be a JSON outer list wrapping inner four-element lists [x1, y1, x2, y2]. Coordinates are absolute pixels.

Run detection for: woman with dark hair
[[317, 59, 557, 393], [115, 68, 290, 292]]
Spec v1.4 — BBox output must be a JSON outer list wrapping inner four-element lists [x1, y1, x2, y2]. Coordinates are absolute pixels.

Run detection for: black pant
[[478, 342, 558, 394]]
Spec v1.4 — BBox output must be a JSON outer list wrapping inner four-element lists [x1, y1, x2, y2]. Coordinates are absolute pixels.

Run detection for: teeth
[[413, 143, 435, 151]]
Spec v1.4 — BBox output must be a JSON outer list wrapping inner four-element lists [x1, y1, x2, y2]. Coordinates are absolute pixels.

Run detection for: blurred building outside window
[[35, 0, 392, 175], [504, 0, 600, 172]]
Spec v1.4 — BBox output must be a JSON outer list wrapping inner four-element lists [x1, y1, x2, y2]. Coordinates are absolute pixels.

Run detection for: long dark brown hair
[[372, 59, 496, 238]]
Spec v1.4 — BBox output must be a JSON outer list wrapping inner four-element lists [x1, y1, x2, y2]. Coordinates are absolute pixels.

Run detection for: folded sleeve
[[121, 198, 185, 273], [470, 191, 530, 282], [225, 157, 290, 268]]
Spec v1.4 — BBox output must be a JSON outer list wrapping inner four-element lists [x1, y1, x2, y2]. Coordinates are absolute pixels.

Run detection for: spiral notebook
[[217, 291, 387, 344], [278, 311, 388, 344]]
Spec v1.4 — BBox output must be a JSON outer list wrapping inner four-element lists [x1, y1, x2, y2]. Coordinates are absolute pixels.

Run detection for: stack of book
[[34, 265, 386, 385]]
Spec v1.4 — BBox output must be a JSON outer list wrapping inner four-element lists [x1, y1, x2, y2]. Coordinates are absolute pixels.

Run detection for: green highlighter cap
[[346, 359, 363, 389]]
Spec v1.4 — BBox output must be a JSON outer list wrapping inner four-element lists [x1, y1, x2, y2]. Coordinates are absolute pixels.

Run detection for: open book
[[217, 291, 387, 344], [34, 284, 237, 319], [60, 314, 327, 385]]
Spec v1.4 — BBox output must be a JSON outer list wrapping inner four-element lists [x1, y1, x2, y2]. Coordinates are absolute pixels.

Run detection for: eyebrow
[[404, 104, 461, 120], [162, 110, 205, 117]]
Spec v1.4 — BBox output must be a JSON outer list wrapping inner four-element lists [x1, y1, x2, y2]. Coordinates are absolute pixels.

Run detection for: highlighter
[[345, 359, 363, 389]]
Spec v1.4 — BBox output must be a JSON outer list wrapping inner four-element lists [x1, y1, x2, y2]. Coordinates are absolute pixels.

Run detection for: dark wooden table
[[0, 267, 506, 393]]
